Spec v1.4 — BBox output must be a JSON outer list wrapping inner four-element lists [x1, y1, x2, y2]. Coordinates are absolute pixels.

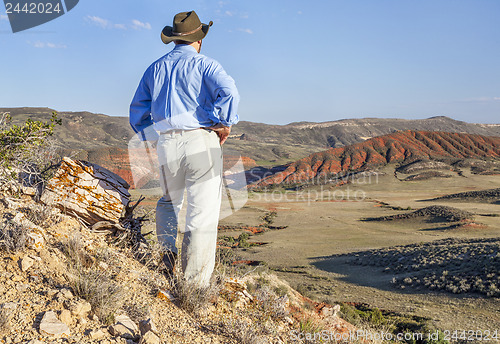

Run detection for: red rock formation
[[87, 147, 136, 187], [84, 147, 256, 189], [253, 131, 500, 187], [223, 155, 257, 170]]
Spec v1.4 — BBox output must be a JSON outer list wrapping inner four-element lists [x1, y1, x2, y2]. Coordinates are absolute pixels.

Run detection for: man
[[129, 10, 239, 288]]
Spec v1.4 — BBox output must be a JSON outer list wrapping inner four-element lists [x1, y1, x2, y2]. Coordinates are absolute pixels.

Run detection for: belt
[[160, 127, 212, 135]]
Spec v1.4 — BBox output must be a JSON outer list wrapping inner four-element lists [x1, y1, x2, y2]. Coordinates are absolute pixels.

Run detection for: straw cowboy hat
[[161, 11, 213, 44]]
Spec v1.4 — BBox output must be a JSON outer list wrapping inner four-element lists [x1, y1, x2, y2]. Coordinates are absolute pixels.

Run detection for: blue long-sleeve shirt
[[130, 44, 240, 140]]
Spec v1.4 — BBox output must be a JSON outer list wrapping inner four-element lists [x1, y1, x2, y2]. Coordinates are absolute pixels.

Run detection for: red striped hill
[[253, 130, 500, 187]]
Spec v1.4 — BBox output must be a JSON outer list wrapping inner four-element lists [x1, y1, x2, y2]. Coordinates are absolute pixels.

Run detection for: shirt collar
[[173, 44, 198, 54]]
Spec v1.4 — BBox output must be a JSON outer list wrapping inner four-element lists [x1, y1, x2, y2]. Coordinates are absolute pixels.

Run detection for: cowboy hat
[[161, 11, 213, 45]]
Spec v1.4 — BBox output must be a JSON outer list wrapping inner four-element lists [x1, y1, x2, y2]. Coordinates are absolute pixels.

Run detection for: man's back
[[130, 44, 239, 135]]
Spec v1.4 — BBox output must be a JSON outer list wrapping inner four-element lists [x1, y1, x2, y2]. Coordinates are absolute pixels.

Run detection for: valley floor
[[217, 165, 500, 332]]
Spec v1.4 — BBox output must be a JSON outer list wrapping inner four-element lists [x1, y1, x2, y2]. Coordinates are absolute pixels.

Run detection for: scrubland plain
[[218, 165, 500, 332]]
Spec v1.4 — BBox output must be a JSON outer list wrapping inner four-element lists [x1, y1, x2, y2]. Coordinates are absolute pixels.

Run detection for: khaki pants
[[155, 128, 222, 287]]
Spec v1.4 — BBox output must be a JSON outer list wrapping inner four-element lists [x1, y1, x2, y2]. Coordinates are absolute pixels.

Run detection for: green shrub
[[340, 303, 386, 327], [261, 211, 277, 225], [274, 285, 288, 297], [238, 232, 251, 248], [0, 111, 61, 192], [339, 303, 362, 325], [299, 317, 322, 333]]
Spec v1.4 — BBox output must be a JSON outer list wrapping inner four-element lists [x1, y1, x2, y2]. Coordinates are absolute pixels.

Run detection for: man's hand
[[207, 123, 231, 145]]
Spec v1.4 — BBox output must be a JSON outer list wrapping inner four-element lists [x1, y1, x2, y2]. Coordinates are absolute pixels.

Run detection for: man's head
[[161, 11, 212, 46], [174, 39, 203, 53]]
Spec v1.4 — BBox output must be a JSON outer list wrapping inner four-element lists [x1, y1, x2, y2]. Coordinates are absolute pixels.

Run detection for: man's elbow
[[221, 87, 240, 107], [233, 91, 240, 107]]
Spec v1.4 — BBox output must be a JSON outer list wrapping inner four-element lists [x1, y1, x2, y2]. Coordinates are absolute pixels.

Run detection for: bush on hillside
[[0, 111, 61, 195]]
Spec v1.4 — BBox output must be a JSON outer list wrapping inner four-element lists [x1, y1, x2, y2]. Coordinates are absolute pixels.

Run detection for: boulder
[[0, 196, 21, 209], [139, 318, 158, 335], [39, 311, 70, 338], [26, 340, 45, 344], [320, 304, 341, 318], [66, 299, 91, 318], [19, 256, 34, 272], [11, 212, 45, 250], [26, 230, 45, 250], [12, 212, 43, 230], [57, 288, 74, 300], [41, 157, 130, 225], [139, 331, 161, 344], [156, 289, 175, 303], [59, 309, 73, 326], [109, 314, 138, 339], [89, 328, 108, 340], [221, 277, 253, 306], [0, 302, 18, 311]]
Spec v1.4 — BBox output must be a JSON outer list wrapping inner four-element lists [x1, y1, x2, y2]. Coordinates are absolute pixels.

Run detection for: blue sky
[[1, 0, 499, 124]]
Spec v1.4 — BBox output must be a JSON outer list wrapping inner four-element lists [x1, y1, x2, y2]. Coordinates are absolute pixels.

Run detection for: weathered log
[[91, 221, 126, 234], [41, 157, 130, 225]]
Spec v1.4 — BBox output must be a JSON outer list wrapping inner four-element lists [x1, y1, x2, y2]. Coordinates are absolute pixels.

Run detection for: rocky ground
[[0, 194, 355, 344]]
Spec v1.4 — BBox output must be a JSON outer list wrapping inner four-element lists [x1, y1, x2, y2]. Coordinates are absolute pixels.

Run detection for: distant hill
[[252, 131, 500, 188], [2, 107, 132, 150], [2, 107, 499, 164], [231, 116, 500, 149]]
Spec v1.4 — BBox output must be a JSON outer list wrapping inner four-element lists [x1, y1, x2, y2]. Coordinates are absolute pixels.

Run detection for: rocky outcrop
[[41, 157, 130, 225], [396, 159, 451, 174]]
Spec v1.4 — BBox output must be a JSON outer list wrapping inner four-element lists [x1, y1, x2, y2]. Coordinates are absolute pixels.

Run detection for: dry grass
[[298, 316, 323, 334], [133, 240, 164, 272], [61, 234, 94, 268], [71, 267, 127, 325], [165, 249, 289, 343], [216, 274, 291, 342], [62, 235, 128, 325], [0, 308, 12, 335], [218, 316, 271, 344], [0, 221, 29, 253], [19, 203, 60, 228], [165, 244, 248, 315], [168, 269, 219, 315], [253, 285, 289, 322]]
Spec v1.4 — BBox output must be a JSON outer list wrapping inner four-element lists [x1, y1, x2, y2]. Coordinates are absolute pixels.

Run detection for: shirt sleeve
[[129, 68, 158, 141], [203, 61, 240, 127]]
